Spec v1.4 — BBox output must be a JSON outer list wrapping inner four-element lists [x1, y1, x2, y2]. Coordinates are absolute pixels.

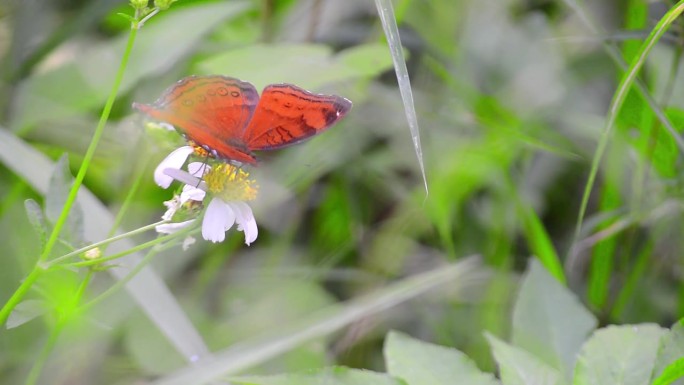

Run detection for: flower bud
[[130, 0, 148, 10], [154, 0, 175, 10]]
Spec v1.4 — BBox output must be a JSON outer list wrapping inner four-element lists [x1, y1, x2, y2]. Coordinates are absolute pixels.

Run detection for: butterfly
[[133, 75, 352, 165]]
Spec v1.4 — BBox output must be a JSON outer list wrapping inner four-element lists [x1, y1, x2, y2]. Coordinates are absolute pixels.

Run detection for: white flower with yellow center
[[154, 147, 259, 245]]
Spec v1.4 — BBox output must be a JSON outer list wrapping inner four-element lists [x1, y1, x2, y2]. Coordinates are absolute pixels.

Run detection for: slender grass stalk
[[570, 1, 684, 259], [0, 8, 143, 327]]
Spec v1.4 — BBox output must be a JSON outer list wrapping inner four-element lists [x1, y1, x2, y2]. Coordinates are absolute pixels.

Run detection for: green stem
[[24, 321, 62, 385], [105, 157, 150, 243], [80, 230, 197, 312], [0, 267, 45, 326], [24, 270, 93, 385], [64, 226, 195, 268], [0, 14, 141, 328], [47, 220, 167, 267]]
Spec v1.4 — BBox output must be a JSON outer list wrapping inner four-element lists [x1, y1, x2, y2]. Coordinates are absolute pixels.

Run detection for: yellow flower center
[[203, 163, 258, 201]]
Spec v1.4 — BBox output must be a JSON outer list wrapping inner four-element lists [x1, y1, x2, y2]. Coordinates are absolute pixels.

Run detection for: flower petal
[[156, 219, 195, 234], [230, 201, 258, 246], [181, 184, 206, 204], [163, 168, 206, 189], [187, 162, 210, 177], [154, 146, 194, 188], [161, 196, 182, 220], [201, 198, 236, 243]]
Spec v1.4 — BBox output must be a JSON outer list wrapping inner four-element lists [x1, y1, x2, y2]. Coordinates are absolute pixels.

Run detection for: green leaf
[[45, 154, 84, 247], [486, 333, 564, 385], [573, 324, 666, 385], [6, 299, 50, 329], [517, 205, 565, 284], [651, 358, 684, 385], [384, 331, 500, 385], [512, 260, 597, 379], [24, 199, 47, 246], [651, 322, 684, 385], [197, 43, 392, 91], [11, 1, 251, 132], [231, 367, 401, 385]]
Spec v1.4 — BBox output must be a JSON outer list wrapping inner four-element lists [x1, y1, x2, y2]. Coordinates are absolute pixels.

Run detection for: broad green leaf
[[512, 260, 597, 379], [11, 1, 250, 132], [231, 367, 401, 385], [384, 331, 500, 385], [197, 43, 392, 91], [24, 199, 47, 246], [486, 333, 563, 385], [651, 322, 684, 385], [6, 299, 50, 329], [45, 154, 84, 247], [573, 324, 666, 385]]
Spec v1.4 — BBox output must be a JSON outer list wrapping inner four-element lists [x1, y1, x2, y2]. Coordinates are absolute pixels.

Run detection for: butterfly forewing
[[134, 76, 260, 162], [244, 84, 352, 151]]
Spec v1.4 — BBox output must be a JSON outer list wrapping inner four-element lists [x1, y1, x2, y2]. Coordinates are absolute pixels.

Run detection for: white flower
[[154, 148, 259, 245], [154, 146, 194, 188]]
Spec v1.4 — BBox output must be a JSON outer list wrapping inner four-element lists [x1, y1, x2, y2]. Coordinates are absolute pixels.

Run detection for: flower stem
[[0, 17, 140, 328], [105, 157, 150, 243], [24, 270, 93, 385], [63, 227, 194, 268], [47, 220, 168, 267], [80, 229, 198, 312], [0, 266, 44, 326]]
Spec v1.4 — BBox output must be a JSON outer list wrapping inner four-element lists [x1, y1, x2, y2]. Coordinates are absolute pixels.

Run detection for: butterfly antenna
[[196, 150, 212, 188]]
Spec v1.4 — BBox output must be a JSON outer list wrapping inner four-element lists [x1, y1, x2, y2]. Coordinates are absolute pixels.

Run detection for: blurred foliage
[[0, 0, 683, 384]]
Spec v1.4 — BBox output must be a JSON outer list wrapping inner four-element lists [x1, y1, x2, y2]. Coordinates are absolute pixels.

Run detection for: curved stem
[[0, 13, 141, 328], [47, 220, 167, 267]]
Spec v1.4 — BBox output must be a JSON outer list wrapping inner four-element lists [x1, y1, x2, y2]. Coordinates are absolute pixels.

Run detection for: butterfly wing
[[133, 75, 260, 164], [243, 84, 352, 151]]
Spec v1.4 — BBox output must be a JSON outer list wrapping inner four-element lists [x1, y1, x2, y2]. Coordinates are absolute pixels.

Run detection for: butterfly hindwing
[[243, 84, 352, 151]]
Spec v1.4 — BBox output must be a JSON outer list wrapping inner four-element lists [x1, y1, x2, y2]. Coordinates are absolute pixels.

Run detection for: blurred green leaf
[[517, 204, 564, 284], [651, 358, 684, 385], [24, 199, 47, 246], [486, 333, 564, 385], [574, 324, 666, 385], [6, 299, 50, 329], [384, 331, 500, 385], [45, 154, 84, 247], [197, 43, 392, 91], [651, 322, 684, 385], [231, 367, 401, 385], [512, 260, 597, 379], [11, 1, 250, 132]]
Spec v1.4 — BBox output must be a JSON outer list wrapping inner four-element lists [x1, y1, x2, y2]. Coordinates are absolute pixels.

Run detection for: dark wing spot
[[231, 91, 240, 97], [324, 108, 339, 125], [217, 87, 229, 96]]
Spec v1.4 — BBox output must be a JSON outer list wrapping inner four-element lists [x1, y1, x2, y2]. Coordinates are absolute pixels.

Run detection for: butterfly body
[[133, 75, 352, 165]]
